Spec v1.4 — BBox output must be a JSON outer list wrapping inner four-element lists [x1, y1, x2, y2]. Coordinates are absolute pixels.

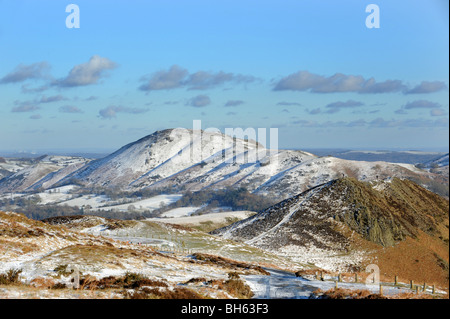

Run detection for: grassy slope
[[333, 178, 449, 289]]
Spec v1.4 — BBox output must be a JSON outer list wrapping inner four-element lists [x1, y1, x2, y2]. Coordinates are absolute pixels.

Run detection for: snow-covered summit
[[0, 129, 443, 199]]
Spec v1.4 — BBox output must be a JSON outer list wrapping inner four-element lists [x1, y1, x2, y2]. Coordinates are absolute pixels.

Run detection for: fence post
[[338, 273, 342, 282], [415, 286, 420, 294], [320, 272, 324, 281], [335, 281, 338, 290], [423, 283, 427, 292], [394, 275, 398, 286], [379, 285, 383, 295], [432, 285, 435, 294], [410, 280, 414, 289]]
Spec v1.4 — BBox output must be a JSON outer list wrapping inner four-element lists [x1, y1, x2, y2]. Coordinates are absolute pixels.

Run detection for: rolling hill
[[0, 129, 446, 202], [211, 177, 449, 287]]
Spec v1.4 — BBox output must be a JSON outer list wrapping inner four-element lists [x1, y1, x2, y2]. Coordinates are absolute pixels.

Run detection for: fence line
[[316, 271, 438, 296]]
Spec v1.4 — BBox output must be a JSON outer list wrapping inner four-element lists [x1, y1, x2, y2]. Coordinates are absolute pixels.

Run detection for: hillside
[[2, 210, 447, 299], [0, 129, 446, 201], [212, 178, 449, 287], [425, 153, 449, 168], [0, 211, 274, 299], [307, 149, 447, 165], [0, 156, 91, 193]]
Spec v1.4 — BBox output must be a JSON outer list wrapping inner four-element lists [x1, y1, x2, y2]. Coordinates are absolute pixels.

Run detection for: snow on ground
[[0, 162, 28, 173], [34, 192, 73, 205], [278, 244, 367, 273], [395, 163, 422, 171], [159, 206, 200, 218], [149, 210, 255, 225], [5, 188, 182, 214], [54, 194, 181, 211], [46, 185, 77, 194], [243, 268, 433, 299], [0, 193, 24, 200], [98, 194, 182, 212], [1, 210, 445, 299], [57, 194, 111, 209], [25, 186, 79, 205]]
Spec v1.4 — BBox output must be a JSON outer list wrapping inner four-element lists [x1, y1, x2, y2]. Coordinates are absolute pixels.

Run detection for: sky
[[0, 0, 448, 153]]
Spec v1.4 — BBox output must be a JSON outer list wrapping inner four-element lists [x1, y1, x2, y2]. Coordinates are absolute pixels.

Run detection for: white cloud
[[0, 62, 50, 84], [59, 105, 83, 113], [430, 108, 447, 117], [404, 100, 441, 109], [99, 105, 149, 119], [54, 55, 117, 87], [139, 65, 257, 91], [274, 70, 405, 94], [405, 81, 447, 94], [186, 95, 211, 107]]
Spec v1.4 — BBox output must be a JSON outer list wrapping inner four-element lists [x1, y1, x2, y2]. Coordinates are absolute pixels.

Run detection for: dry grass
[[0, 238, 41, 255], [0, 283, 123, 299], [370, 231, 449, 290], [74, 272, 169, 291], [295, 269, 334, 279], [1, 270, 179, 299], [311, 288, 441, 299], [30, 277, 57, 289], [207, 278, 254, 299], [182, 273, 254, 299], [44, 243, 160, 269], [124, 287, 206, 299], [322, 190, 449, 292], [183, 277, 208, 285], [192, 252, 270, 275], [0, 268, 23, 285], [41, 215, 138, 231], [163, 223, 195, 232], [312, 288, 387, 299], [0, 270, 253, 299], [0, 211, 62, 234], [221, 278, 254, 299]]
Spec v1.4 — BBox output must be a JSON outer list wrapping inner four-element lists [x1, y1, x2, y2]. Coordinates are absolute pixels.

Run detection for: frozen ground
[[149, 211, 255, 225], [97, 194, 182, 212], [159, 206, 201, 218], [243, 268, 441, 299], [56, 194, 111, 209], [0, 211, 445, 299]]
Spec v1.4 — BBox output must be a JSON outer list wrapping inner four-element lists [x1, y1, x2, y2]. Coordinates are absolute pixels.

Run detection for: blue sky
[[0, 0, 448, 152]]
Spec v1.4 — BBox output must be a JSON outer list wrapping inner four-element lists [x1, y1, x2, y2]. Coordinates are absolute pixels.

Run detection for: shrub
[[184, 277, 207, 285], [54, 264, 72, 276], [0, 269, 23, 285], [310, 288, 387, 299], [77, 273, 168, 290], [227, 272, 241, 280], [30, 277, 56, 289], [121, 272, 165, 288], [51, 282, 67, 289], [124, 287, 205, 299], [222, 278, 254, 299]]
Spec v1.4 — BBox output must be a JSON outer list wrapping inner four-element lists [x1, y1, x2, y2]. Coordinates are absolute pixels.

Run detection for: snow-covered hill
[[4, 210, 443, 299], [0, 129, 444, 200], [424, 153, 449, 168], [212, 178, 449, 277], [0, 211, 273, 299], [0, 156, 91, 193]]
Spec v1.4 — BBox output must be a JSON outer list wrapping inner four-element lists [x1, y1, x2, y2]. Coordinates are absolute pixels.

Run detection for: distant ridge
[[0, 129, 447, 200]]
